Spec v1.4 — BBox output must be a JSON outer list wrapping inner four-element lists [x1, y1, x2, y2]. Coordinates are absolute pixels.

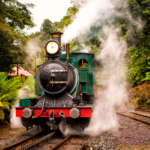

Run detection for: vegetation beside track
[[0, 73, 22, 120], [128, 82, 150, 109], [0, 74, 35, 121]]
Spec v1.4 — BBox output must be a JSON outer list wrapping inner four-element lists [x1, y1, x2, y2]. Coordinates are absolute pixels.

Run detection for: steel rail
[[50, 135, 72, 150], [117, 112, 150, 125], [130, 111, 150, 118], [18, 131, 56, 150], [50, 135, 85, 150], [1, 131, 43, 150]]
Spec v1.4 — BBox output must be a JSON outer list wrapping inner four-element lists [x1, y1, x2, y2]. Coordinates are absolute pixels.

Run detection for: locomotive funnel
[[50, 31, 63, 45]]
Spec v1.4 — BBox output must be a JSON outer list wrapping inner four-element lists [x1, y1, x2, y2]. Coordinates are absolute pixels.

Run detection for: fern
[[0, 72, 22, 120]]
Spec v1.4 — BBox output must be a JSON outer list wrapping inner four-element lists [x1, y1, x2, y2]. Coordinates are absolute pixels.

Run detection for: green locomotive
[[16, 31, 94, 131]]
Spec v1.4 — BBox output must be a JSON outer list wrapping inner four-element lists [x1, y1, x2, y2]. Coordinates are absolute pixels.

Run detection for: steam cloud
[[62, 0, 144, 136], [84, 26, 128, 136], [62, 0, 119, 43], [10, 90, 27, 128], [10, 78, 35, 128], [22, 37, 43, 70], [25, 39, 41, 61], [62, 0, 144, 43]]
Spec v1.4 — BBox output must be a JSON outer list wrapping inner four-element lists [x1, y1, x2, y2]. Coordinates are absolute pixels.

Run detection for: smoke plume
[[21, 37, 44, 70], [62, 0, 119, 43], [10, 90, 27, 128], [61, 0, 144, 136], [84, 26, 128, 136], [25, 39, 41, 62], [10, 77, 35, 128], [62, 0, 144, 44]]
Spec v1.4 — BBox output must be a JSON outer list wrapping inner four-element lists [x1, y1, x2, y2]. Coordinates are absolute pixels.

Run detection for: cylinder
[[66, 43, 70, 61]]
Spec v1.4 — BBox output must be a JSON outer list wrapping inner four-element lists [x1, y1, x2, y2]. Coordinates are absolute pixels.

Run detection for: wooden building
[[7, 66, 34, 82]]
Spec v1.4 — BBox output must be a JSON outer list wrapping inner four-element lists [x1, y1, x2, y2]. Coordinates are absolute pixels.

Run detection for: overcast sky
[[18, 0, 72, 34]]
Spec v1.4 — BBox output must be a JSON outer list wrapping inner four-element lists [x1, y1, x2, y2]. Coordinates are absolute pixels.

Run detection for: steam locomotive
[[16, 31, 94, 131]]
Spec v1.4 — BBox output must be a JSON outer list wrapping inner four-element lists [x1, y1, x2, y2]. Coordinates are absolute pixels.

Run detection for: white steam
[[62, 0, 119, 43], [10, 90, 28, 128], [59, 122, 84, 137], [10, 100, 24, 128], [84, 26, 128, 136], [62, 0, 144, 43], [10, 78, 35, 128], [25, 40, 41, 62], [80, 44, 91, 52], [23, 38, 43, 70]]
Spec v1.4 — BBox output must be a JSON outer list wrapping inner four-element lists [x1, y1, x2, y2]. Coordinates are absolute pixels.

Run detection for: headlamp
[[46, 41, 59, 54]]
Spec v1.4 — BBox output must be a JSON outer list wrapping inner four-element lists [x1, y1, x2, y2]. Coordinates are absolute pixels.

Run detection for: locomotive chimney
[[66, 43, 70, 62], [50, 31, 63, 46]]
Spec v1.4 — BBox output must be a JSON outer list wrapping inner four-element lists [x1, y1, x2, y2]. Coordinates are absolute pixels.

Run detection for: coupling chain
[[62, 117, 66, 131]]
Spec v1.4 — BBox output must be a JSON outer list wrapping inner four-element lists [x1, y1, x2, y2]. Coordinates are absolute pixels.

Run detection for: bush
[[128, 82, 150, 109]]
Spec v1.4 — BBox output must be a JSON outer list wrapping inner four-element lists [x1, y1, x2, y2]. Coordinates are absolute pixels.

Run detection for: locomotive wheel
[[21, 117, 34, 127]]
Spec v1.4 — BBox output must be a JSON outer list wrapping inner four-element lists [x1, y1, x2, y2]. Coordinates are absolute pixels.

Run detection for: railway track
[[1, 132, 40, 150], [1, 129, 86, 150], [35, 133, 86, 150], [1, 130, 56, 150], [117, 110, 150, 125]]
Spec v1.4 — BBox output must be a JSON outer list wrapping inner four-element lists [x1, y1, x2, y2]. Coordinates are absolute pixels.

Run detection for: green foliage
[[55, 6, 78, 31], [114, 0, 150, 86], [40, 19, 53, 41], [0, 0, 35, 71], [0, 72, 22, 120], [125, 46, 149, 86]]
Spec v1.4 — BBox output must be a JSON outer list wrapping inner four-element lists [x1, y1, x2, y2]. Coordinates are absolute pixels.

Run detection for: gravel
[[113, 115, 150, 147], [76, 114, 150, 150]]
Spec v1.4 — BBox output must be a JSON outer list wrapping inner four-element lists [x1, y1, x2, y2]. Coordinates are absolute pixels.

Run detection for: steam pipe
[[66, 43, 70, 62], [32, 99, 46, 119]]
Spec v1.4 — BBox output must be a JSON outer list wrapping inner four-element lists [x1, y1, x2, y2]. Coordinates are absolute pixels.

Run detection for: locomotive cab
[[16, 31, 94, 131]]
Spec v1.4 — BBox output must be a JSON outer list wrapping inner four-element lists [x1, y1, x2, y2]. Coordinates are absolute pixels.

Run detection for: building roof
[[7, 66, 34, 76]]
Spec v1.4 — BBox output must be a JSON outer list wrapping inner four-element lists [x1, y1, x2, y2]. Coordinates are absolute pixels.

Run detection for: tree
[[128, 0, 150, 85], [112, 0, 150, 86], [55, 6, 78, 31], [0, 0, 35, 71], [40, 19, 53, 41], [0, 72, 22, 120]]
